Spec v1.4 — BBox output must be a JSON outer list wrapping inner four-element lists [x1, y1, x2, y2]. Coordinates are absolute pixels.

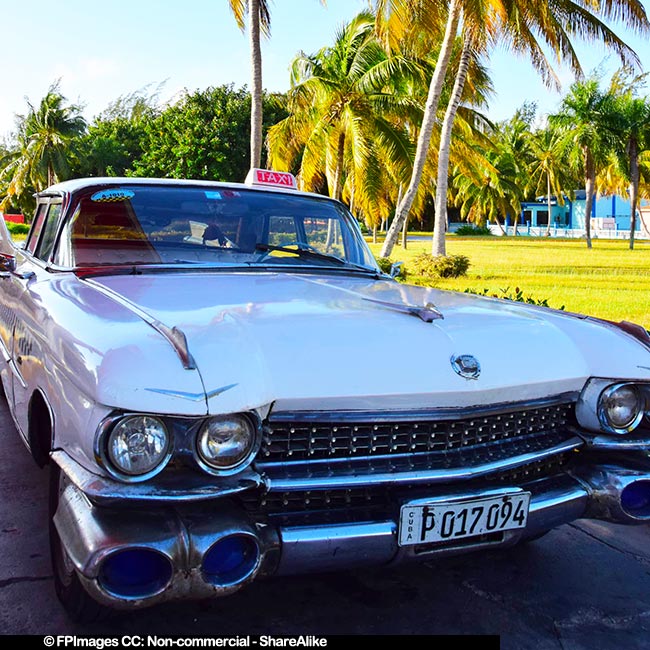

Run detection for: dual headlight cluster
[[597, 383, 649, 435], [100, 414, 258, 481]]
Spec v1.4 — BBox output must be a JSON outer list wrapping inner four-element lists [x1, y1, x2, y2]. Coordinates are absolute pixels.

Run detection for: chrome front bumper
[[52, 454, 650, 609]]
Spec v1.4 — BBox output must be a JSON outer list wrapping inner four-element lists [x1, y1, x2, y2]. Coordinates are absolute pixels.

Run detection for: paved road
[[1, 392, 650, 647]]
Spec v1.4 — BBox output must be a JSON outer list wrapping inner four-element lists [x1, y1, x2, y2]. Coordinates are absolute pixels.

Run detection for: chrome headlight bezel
[[194, 413, 260, 476], [598, 383, 646, 435], [576, 379, 650, 436], [96, 414, 173, 482]]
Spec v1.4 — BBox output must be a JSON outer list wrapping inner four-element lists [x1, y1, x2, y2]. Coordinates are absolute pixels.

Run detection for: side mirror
[[0, 253, 16, 276], [390, 261, 404, 279]]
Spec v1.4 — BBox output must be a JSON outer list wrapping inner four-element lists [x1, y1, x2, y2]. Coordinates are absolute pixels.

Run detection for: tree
[[1, 82, 86, 214], [228, 0, 325, 171], [606, 81, 650, 249], [72, 88, 161, 178], [452, 135, 523, 233], [131, 85, 286, 181], [267, 12, 416, 225], [378, 0, 462, 257], [551, 78, 619, 248], [377, 0, 650, 258], [527, 125, 571, 236], [228, 0, 270, 169]]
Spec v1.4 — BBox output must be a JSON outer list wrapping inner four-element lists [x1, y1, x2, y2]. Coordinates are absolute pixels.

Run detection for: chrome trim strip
[[263, 437, 584, 491], [268, 392, 580, 423], [52, 450, 264, 505], [83, 279, 196, 370], [584, 435, 650, 451], [145, 383, 238, 401]]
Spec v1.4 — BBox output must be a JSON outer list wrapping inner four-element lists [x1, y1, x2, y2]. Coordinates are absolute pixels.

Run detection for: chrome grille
[[242, 452, 574, 519], [260, 402, 576, 464]]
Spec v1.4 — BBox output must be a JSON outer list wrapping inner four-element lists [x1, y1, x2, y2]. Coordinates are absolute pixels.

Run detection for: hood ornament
[[451, 354, 481, 380], [363, 297, 443, 323]]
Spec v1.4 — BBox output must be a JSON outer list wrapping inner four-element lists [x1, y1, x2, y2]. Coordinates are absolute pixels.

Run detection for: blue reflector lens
[[621, 481, 650, 517], [202, 535, 259, 586], [99, 549, 173, 599]]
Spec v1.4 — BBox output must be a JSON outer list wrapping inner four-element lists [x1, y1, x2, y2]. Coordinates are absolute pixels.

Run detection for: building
[[504, 192, 650, 238]]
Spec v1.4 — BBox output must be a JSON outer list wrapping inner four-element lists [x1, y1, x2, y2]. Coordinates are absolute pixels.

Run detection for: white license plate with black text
[[399, 492, 531, 546]]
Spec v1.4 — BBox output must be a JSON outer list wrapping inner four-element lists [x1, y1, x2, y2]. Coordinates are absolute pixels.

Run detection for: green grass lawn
[[369, 236, 650, 328], [10, 231, 650, 327]]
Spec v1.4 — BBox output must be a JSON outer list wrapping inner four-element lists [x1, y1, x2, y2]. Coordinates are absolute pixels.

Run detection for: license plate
[[399, 492, 531, 546]]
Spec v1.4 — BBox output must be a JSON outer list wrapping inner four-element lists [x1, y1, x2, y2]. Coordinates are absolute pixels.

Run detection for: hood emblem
[[451, 354, 481, 380]]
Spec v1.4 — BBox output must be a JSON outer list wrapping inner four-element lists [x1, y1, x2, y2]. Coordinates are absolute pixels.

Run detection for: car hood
[[85, 271, 650, 415]]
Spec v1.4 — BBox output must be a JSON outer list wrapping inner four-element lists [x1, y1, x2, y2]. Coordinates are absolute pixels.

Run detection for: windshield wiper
[[253, 244, 375, 273]]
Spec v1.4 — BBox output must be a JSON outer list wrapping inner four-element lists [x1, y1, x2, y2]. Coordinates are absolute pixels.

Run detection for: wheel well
[[28, 391, 52, 468]]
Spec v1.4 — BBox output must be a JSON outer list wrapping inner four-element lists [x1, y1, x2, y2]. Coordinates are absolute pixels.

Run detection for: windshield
[[53, 185, 378, 273]]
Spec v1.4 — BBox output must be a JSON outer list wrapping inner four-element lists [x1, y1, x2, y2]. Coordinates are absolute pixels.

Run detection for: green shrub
[[375, 256, 407, 280], [411, 253, 470, 279], [454, 224, 492, 236], [6, 222, 30, 235], [464, 286, 564, 310]]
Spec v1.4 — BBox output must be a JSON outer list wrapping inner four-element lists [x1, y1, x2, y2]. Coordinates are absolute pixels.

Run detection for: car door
[[3, 200, 62, 438]]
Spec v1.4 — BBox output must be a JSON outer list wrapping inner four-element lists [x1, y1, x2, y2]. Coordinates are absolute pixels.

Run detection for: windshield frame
[[49, 182, 380, 275]]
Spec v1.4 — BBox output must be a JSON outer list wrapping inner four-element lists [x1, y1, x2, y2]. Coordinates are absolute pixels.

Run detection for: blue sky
[[2, 0, 649, 141]]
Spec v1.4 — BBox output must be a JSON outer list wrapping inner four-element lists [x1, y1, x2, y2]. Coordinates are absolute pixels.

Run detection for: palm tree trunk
[[545, 173, 552, 236], [379, 0, 462, 258], [583, 146, 594, 249], [327, 132, 345, 248], [331, 131, 345, 201], [432, 30, 471, 257], [249, 0, 263, 169], [629, 137, 639, 250]]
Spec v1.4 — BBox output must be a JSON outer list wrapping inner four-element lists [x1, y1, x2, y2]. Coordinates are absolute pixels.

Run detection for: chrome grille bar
[[260, 401, 577, 464]]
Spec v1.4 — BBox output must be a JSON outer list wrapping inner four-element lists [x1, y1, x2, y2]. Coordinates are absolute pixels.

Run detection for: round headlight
[[599, 384, 645, 434], [196, 415, 256, 474], [106, 416, 171, 478]]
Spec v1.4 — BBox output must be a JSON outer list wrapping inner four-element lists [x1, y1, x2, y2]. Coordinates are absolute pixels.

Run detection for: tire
[[49, 463, 109, 623]]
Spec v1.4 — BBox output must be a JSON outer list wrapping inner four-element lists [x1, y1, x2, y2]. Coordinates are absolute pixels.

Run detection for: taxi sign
[[245, 168, 297, 190]]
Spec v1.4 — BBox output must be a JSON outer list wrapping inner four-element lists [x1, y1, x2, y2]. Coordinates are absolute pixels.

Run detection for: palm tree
[[267, 12, 416, 225], [608, 89, 650, 249], [551, 79, 619, 248], [1, 83, 86, 212], [228, 0, 270, 169], [228, 0, 325, 171], [376, 0, 650, 258], [527, 125, 571, 236], [452, 134, 524, 233]]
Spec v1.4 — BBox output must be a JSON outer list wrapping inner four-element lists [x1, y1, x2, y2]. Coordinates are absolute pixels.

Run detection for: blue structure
[[513, 191, 645, 233]]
